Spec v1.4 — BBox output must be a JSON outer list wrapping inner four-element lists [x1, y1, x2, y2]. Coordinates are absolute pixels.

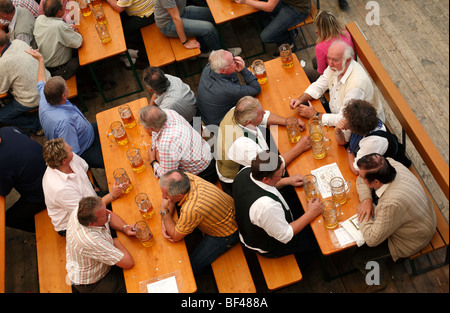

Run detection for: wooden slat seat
[[256, 253, 302, 291], [169, 37, 201, 62], [210, 181, 256, 293], [0, 92, 7, 99], [288, 0, 318, 31], [34, 210, 71, 293], [345, 21, 449, 276], [141, 24, 176, 67], [66, 75, 78, 99]]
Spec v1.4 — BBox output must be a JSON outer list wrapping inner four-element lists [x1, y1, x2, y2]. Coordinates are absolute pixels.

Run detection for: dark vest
[[233, 167, 293, 254]]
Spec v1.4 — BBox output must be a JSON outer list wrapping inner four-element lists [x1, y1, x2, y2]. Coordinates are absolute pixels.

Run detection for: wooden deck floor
[[3, 0, 448, 293]]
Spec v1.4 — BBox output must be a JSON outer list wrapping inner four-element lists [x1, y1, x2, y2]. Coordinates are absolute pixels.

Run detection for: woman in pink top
[[304, 10, 355, 82]]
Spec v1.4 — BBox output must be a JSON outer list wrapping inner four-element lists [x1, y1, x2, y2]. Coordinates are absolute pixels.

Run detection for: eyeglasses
[[221, 51, 236, 69]]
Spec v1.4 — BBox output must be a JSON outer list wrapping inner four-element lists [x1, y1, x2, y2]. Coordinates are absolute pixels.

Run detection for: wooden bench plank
[[0, 196, 5, 293], [211, 243, 256, 293], [288, 0, 317, 31], [169, 37, 201, 62], [0, 92, 7, 99], [34, 210, 71, 293], [256, 253, 302, 291], [141, 24, 176, 67], [66, 75, 78, 99]]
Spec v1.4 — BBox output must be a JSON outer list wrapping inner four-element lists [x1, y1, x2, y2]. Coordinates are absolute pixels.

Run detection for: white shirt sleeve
[[353, 135, 389, 170], [321, 87, 366, 127], [249, 196, 294, 244]]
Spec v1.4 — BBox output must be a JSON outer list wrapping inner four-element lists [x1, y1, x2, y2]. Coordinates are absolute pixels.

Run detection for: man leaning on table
[[233, 151, 321, 265], [139, 105, 218, 184], [42, 138, 124, 236], [159, 169, 239, 274], [289, 41, 385, 128], [66, 196, 135, 293], [216, 95, 310, 195], [352, 153, 436, 291]]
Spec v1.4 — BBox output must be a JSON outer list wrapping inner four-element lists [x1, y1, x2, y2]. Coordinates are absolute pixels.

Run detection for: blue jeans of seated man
[[258, 1, 309, 46], [160, 6, 221, 52], [0, 99, 41, 132], [189, 230, 239, 274]]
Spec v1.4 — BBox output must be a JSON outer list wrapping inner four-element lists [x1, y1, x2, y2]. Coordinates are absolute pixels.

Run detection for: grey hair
[[234, 96, 261, 125], [208, 49, 229, 73], [159, 170, 191, 196], [139, 105, 167, 130]]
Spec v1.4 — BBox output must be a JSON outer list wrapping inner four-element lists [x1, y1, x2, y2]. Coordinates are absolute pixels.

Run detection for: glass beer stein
[[303, 174, 320, 201], [252, 60, 268, 84], [92, 4, 107, 24], [95, 22, 111, 44], [113, 168, 133, 194], [126, 148, 146, 173], [285, 116, 301, 143], [321, 200, 342, 229], [107, 121, 128, 146], [135, 193, 154, 219], [279, 43, 294, 69], [77, 0, 91, 17], [134, 221, 156, 247], [310, 132, 331, 159], [118, 104, 136, 128], [330, 177, 351, 204], [308, 116, 329, 135]]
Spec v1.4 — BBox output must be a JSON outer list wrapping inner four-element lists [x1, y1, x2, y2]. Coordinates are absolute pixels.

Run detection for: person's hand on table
[[298, 100, 318, 119], [234, 0, 246, 4], [286, 174, 303, 187], [294, 135, 311, 154], [183, 39, 200, 49], [161, 221, 175, 243], [123, 224, 137, 237], [110, 182, 124, 199], [296, 117, 306, 131], [357, 198, 374, 223], [306, 196, 322, 218], [148, 145, 160, 163]]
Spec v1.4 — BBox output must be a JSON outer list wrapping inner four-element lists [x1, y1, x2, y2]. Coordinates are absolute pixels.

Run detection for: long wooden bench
[[210, 181, 256, 293], [0, 196, 5, 293], [288, 0, 319, 50], [256, 253, 302, 291], [346, 21, 449, 276], [34, 209, 71, 293]]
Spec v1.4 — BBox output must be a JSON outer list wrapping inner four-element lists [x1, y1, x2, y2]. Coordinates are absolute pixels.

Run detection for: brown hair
[[44, 76, 66, 105], [314, 10, 345, 43], [42, 138, 67, 168], [251, 151, 283, 181], [77, 196, 103, 227], [343, 99, 379, 135]]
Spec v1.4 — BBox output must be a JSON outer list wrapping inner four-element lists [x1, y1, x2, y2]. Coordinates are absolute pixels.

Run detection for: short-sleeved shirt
[[154, 0, 185, 30], [117, 0, 155, 17], [66, 208, 124, 285], [176, 173, 237, 237]]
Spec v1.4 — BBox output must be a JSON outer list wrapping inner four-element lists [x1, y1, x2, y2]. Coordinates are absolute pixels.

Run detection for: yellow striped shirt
[[176, 173, 237, 237], [117, 0, 155, 18]]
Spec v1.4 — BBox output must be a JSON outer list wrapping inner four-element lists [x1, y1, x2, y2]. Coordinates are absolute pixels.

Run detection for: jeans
[[189, 230, 239, 274], [161, 6, 221, 52], [80, 122, 105, 169], [0, 99, 41, 132], [258, 2, 309, 46], [120, 12, 155, 48]]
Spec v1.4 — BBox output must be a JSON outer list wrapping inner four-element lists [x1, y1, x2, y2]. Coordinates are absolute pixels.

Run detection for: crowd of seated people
[[0, 1, 437, 294]]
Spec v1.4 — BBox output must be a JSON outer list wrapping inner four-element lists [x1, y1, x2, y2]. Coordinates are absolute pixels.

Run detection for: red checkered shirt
[[152, 109, 211, 178]]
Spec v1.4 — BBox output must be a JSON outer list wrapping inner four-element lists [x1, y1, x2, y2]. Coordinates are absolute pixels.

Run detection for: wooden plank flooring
[[3, 0, 448, 293]]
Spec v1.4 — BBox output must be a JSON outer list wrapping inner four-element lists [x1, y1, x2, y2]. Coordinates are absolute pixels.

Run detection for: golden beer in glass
[[321, 200, 341, 229], [134, 221, 156, 247], [286, 116, 301, 143], [330, 177, 351, 204], [310, 132, 331, 159], [135, 193, 155, 219], [279, 44, 294, 69], [303, 174, 320, 201], [126, 148, 146, 173], [113, 168, 133, 194], [118, 104, 137, 128], [252, 60, 268, 84], [108, 121, 128, 145]]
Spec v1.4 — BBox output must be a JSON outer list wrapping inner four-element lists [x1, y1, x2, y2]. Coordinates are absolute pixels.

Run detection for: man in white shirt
[[289, 41, 385, 127], [216, 95, 310, 194], [42, 138, 123, 235], [232, 151, 321, 259]]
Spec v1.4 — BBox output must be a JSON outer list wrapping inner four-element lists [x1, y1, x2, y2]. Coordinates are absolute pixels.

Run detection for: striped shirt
[[176, 173, 238, 237], [66, 208, 124, 285], [117, 0, 155, 18], [151, 109, 211, 178]]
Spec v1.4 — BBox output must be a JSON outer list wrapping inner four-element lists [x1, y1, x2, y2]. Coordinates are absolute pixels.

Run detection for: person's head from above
[[142, 66, 170, 95], [314, 9, 344, 42], [233, 96, 265, 129], [42, 137, 73, 169], [251, 151, 285, 186], [44, 76, 69, 105], [77, 196, 110, 227], [0, 0, 15, 22], [209, 49, 238, 75], [357, 153, 397, 189], [43, 0, 65, 18], [327, 41, 354, 77], [342, 99, 379, 136], [159, 169, 191, 203], [139, 104, 167, 133]]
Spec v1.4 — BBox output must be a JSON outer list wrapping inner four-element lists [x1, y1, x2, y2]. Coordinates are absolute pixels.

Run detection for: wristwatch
[[314, 112, 320, 118], [160, 209, 169, 217]]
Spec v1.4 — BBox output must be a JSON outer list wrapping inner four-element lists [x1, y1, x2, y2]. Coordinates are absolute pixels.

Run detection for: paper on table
[[146, 275, 179, 293], [334, 227, 356, 247], [310, 163, 345, 198], [341, 214, 366, 247]]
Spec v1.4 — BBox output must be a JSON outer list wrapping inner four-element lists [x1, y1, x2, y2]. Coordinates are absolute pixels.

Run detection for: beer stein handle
[[345, 181, 351, 193], [324, 137, 332, 151], [336, 203, 342, 219], [107, 132, 115, 142], [322, 123, 329, 134]]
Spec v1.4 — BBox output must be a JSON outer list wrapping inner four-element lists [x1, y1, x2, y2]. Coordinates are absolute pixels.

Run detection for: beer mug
[[113, 168, 133, 194], [92, 4, 107, 24], [118, 104, 136, 128], [77, 0, 91, 16], [91, 0, 102, 7], [279, 43, 294, 69], [135, 193, 154, 219], [330, 177, 351, 204], [252, 60, 268, 84], [126, 148, 146, 173], [308, 116, 328, 135], [321, 200, 342, 229], [95, 22, 111, 44], [303, 174, 320, 201], [134, 221, 156, 247], [107, 121, 128, 145], [285, 116, 301, 143], [310, 132, 331, 159]]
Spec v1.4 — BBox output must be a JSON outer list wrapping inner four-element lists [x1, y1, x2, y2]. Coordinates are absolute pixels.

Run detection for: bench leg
[[409, 247, 449, 276]]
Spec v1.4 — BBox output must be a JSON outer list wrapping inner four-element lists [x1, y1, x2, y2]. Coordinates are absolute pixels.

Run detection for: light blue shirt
[[37, 81, 94, 154]]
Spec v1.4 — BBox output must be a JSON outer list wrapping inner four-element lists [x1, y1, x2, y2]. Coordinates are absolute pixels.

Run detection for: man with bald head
[[289, 41, 385, 128]]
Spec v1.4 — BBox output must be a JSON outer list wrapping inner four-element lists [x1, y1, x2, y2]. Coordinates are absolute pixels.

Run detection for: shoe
[[291, 29, 299, 40], [199, 52, 211, 59], [272, 43, 294, 57], [120, 56, 137, 69], [127, 49, 139, 59], [338, 0, 348, 9], [228, 47, 242, 56]]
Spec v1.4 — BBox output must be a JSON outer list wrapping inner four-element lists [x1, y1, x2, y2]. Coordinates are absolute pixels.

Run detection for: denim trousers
[[258, 2, 309, 46], [189, 230, 239, 274], [0, 99, 41, 132], [80, 122, 105, 169], [161, 6, 221, 52]]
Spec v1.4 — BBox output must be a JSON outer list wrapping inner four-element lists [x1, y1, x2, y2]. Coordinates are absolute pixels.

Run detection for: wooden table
[[206, 0, 257, 25], [77, 3, 143, 102], [96, 98, 197, 293], [255, 55, 359, 256]]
